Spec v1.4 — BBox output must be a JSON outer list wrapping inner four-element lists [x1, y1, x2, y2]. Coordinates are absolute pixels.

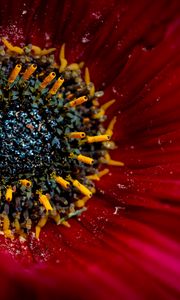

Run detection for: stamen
[[2, 38, 24, 55], [19, 179, 32, 187], [8, 64, 22, 83], [85, 67, 90, 85], [38, 192, 53, 211], [71, 179, 92, 198], [68, 132, 86, 139], [59, 44, 68, 72], [93, 99, 116, 119], [23, 64, 37, 80], [87, 135, 110, 143], [54, 175, 70, 189], [77, 154, 94, 165], [106, 116, 117, 137], [86, 168, 109, 181], [75, 196, 89, 208], [49, 77, 64, 95], [31, 45, 56, 56], [102, 153, 124, 166], [39, 72, 56, 89], [68, 96, 88, 107], [5, 186, 13, 202], [35, 215, 48, 239]]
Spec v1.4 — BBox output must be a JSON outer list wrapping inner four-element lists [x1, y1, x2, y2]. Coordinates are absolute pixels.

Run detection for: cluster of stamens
[[0, 38, 124, 240]]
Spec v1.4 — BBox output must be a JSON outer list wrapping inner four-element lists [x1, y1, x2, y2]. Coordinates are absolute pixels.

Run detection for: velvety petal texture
[[0, 0, 180, 299]]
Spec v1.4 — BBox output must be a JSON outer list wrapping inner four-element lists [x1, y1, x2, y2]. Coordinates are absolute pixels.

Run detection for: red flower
[[0, 0, 180, 299]]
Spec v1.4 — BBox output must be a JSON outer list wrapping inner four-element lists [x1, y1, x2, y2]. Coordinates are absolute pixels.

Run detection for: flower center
[[0, 38, 123, 240]]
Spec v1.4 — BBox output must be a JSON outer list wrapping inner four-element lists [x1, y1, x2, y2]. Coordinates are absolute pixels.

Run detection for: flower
[[0, 0, 180, 299]]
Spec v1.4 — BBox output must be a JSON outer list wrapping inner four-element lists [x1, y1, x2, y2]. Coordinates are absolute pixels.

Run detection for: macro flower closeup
[[0, 0, 180, 299]]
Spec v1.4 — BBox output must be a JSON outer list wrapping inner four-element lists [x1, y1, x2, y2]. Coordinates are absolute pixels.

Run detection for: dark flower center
[[0, 39, 122, 239]]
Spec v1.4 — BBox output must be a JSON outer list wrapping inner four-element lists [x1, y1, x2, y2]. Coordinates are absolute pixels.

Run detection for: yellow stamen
[[2, 38, 24, 55], [101, 99, 116, 111], [3, 214, 10, 231], [86, 174, 100, 181], [19, 179, 32, 187], [102, 153, 124, 166], [31, 45, 56, 56], [49, 77, 64, 95], [40, 72, 56, 89], [5, 186, 13, 202], [87, 135, 110, 143], [68, 96, 88, 107], [8, 64, 22, 83], [77, 154, 94, 165], [68, 132, 86, 139], [85, 67, 90, 85], [72, 179, 92, 198], [106, 116, 117, 137], [14, 218, 21, 232], [93, 99, 116, 119], [39, 193, 53, 211], [62, 220, 71, 228], [59, 44, 68, 72], [79, 62, 84, 69], [89, 83, 95, 97], [35, 215, 48, 239], [86, 168, 109, 181], [98, 168, 109, 177], [75, 196, 89, 208], [54, 175, 70, 189], [23, 64, 37, 80], [67, 63, 80, 71]]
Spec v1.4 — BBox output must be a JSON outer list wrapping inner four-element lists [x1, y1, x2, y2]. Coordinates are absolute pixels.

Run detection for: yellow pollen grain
[[2, 38, 24, 55], [5, 186, 13, 202], [40, 72, 56, 89], [19, 179, 32, 187], [54, 175, 70, 189], [72, 180, 92, 198], [49, 77, 64, 95], [77, 154, 94, 165], [39, 194, 53, 211], [69, 132, 86, 139], [8, 64, 22, 83], [87, 135, 110, 143], [23, 64, 37, 80], [68, 96, 88, 107], [59, 44, 68, 72]]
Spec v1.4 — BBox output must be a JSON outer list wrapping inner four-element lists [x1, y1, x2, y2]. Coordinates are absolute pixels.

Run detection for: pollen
[[0, 38, 124, 239]]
